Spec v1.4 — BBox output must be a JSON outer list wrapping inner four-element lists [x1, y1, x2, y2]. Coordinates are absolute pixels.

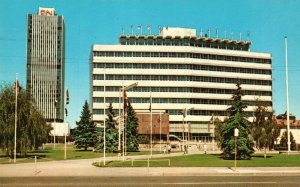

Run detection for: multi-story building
[[91, 27, 272, 141], [26, 7, 65, 123]]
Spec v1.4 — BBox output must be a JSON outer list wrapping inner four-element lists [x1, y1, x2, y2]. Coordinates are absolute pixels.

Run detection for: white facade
[[90, 27, 272, 140]]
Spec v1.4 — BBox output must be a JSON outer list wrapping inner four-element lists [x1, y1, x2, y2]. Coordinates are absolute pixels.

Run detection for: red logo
[[40, 9, 54, 16]]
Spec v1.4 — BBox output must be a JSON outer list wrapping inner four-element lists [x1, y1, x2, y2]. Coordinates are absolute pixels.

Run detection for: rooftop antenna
[[216, 28, 219, 38], [147, 25, 152, 35], [138, 25, 142, 35], [158, 26, 162, 33], [121, 26, 125, 35], [247, 31, 250, 41], [208, 27, 211, 38], [239, 32, 242, 41], [131, 25, 134, 35], [200, 28, 203, 37], [231, 32, 234, 40]]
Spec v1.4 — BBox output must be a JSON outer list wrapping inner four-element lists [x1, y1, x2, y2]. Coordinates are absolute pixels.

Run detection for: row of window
[[119, 37, 249, 51], [93, 51, 271, 64], [93, 63, 271, 75], [93, 74, 272, 86], [93, 97, 272, 106], [93, 86, 272, 96], [93, 109, 255, 117]]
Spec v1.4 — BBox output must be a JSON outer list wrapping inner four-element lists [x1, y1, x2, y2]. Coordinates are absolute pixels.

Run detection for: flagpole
[[131, 25, 133, 35], [150, 92, 152, 157], [160, 112, 162, 153], [14, 73, 18, 163], [285, 36, 290, 154], [122, 84, 125, 161], [64, 89, 69, 160], [103, 67, 106, 165], [118, 86, 121, 159]]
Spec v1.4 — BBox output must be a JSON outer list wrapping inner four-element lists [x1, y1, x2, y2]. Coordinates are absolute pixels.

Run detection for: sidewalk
[[1, 152, 300, 177]]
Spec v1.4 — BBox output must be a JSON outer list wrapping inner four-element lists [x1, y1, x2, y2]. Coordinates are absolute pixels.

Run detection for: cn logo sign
[[40, 9, 54, 16]]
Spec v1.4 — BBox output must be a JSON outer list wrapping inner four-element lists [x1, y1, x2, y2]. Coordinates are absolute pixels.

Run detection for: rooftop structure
[[120, 27, 251, 51]]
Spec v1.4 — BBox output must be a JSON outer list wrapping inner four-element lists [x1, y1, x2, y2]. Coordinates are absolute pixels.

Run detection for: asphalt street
[[1, 176, 300, 186], [1, 153, 300, 186]]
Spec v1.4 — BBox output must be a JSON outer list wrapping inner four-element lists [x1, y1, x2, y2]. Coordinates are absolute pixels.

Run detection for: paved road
[[1, 152, 300, 186], [1, 152, 300, 177], [1, 176, 300, 186]]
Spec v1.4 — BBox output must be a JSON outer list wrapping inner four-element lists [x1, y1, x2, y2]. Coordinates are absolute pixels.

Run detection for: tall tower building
[[26, 7, 65, 122]]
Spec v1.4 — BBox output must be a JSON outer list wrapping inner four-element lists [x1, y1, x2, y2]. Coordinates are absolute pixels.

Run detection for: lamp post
[[234, 128, 239, 171], [118, 82, 138, 161], [182, 107, 194, 154]]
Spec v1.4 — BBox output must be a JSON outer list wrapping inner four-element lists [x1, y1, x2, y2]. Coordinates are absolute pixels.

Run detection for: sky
[[1, 0, 300, 128]]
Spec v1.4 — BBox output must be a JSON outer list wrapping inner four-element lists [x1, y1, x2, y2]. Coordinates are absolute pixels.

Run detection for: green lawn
[[0, 143, 162, 164], [98, 153, 300, 167]]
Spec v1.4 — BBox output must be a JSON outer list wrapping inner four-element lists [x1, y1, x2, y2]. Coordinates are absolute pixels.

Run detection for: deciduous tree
[[0, 83, 51, 157]]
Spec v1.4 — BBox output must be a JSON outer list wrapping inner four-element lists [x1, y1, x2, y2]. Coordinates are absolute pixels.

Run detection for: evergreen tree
[[221, 83, 254, 159], [74, 100, 98, 150], [126, 102, 139, 152], [95, 103, 118, 152], [280, 130, 296, 150]]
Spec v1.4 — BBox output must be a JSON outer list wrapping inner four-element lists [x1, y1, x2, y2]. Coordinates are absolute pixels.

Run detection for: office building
[[26, 7, 65, 123], [91, 27, 272, 141]]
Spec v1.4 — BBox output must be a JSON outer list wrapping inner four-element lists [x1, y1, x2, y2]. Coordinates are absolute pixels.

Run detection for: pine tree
[[74, 100, 98, 151], [126, 102, 139, 152], [221, 83, 254, 159], [95, 103, 119, 153], [280, 130, 296, 150]]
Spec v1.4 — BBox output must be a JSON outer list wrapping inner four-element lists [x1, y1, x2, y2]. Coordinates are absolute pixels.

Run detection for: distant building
[[90, 27, 272, 141], [275, 113, 300, 144], [26, 7, 65, 123], [136, 112, 169, 141]]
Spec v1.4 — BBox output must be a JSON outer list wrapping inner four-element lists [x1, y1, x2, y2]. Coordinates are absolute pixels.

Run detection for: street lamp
[[118, 82, 138, 161], [182, 107, 194, 154], [234, 128, 239, 171]]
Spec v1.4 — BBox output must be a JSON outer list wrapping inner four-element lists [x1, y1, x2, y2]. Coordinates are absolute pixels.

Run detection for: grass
[[97, 153, 300, 167], [0, 143, 161, 164]]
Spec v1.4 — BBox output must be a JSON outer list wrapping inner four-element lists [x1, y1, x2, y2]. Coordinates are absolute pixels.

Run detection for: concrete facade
[[26, 7, 65, 122], [90, 27, 272, 140]]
